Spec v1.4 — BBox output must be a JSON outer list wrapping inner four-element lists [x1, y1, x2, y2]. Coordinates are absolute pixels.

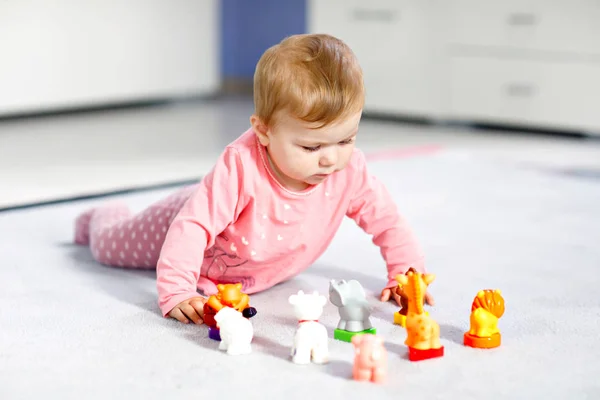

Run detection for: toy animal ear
[[423, 274, 436, 285], [395, 274, 408, 286], [216, 284, 225, 291], [288, 295, 297, 305], [235, 283, 243, 290]]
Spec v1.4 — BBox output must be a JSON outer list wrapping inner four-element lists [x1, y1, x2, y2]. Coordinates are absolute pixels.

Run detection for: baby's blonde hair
[[253, 33, 365, 129]]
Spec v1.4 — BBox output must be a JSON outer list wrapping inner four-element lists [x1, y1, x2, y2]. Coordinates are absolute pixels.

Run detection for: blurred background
[[1, 0, 599, 210]]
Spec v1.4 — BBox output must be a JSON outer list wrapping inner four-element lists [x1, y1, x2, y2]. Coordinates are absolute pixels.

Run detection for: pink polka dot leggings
[[73, 185, 198, 268]]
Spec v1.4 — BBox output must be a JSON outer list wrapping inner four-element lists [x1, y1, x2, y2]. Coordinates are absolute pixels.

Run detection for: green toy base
[[334, 328, 377, 342]]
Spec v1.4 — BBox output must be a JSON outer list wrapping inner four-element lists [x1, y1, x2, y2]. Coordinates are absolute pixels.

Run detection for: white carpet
[[1, 149, 599, 399]]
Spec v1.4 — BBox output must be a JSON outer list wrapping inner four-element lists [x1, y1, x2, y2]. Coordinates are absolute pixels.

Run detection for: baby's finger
[[169, 307, 190, 324], [425, 293, 435, 306], [392, 290, 403, 306], [180, 303, 203, 325], [380, 288, 391, 302], [189, 298, 206, 317]]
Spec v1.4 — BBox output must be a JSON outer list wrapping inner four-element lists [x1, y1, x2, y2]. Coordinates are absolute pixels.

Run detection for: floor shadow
[[383, 341, 408, 360], [439, 323, 465, 345], [180, 326, 224, 352], [251, 335, 291, 360], [61, 242, 161, 315], [323, 359, 353, 380]]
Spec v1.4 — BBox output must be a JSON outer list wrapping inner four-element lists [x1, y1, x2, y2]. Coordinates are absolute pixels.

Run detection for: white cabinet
[[0, 0, 219, 117], [445, 0, 600, 56], [308, 0, 600, 135], [307, 0, 443, 118], [448, 57, 600, 132]]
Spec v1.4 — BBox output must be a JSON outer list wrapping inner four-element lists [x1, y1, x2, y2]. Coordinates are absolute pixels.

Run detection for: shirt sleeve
[[345, 150, 426, 289], [156, 146, 245, 317]]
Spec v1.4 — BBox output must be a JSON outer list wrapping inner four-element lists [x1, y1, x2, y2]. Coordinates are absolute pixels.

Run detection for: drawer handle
[[507, 13, 537, 26], [351, 8, 397, 22], [505, 83, 536, 97]]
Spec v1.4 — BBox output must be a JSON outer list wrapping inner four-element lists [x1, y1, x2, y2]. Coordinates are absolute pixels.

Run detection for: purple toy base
[[208, 327, 221, 341]]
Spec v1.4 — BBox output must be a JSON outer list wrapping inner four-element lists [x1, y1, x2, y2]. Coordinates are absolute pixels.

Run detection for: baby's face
[[257, 110, 362, 191]]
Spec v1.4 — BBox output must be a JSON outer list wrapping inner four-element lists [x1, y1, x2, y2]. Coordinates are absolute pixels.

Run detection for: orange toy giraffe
[[395, 270, 444, 361]]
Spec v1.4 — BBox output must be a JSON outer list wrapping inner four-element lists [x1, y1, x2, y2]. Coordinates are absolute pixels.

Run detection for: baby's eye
[[302, 145, 321, 152], [339, 138, 354, 145]]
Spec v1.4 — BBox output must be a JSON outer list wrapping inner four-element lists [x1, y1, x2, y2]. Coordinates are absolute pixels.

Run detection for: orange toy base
[[464, 332, 501, 349], [408, 346, 444, 362]]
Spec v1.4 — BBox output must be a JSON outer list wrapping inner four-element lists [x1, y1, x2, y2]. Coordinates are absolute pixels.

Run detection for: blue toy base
[[208, 327, 221, 341]]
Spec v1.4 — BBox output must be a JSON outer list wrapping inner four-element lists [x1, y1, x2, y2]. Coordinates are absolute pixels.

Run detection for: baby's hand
[[380, 287, 435, 307], [168, 297, 207, 325]]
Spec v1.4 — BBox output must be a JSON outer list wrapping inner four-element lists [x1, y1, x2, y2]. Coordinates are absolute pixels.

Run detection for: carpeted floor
[[1, 149, 599, 399]]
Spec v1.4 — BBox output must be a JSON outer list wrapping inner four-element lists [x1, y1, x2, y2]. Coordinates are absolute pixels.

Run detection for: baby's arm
[[345, 150, 426, 291], [156, 147, 246, 319]]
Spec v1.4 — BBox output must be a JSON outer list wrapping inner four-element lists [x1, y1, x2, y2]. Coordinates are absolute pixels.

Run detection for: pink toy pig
[[351, 334, 388, 383]]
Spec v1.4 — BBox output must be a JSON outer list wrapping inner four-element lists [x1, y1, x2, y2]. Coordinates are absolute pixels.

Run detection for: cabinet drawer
[[446, 0, 600, 56], [448, 57, 600, 132]]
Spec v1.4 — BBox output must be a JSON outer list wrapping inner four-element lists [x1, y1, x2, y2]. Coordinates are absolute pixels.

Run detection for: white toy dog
[[214, 307, 253, 355], [288, 290, 329, 364]]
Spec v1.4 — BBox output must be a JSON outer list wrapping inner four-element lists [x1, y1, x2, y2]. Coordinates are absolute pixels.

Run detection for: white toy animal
[[288, 290, 329, 364], [214, 307, 253, 355]]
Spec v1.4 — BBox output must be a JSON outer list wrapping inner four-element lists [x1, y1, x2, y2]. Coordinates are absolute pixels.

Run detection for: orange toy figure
[[393, 267, 428, 327], [203, 283, 257, 329], [351, 334, 388, 384], [395, 270, 444, 362], [464, 289, 505, 349]]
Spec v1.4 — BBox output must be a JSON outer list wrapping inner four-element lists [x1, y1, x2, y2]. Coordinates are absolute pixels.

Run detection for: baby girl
[[74, 33, 434, 324]]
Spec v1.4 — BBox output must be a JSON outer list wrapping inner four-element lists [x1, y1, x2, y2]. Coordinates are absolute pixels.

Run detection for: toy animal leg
[[227, 342, 251, 355], [337, 319, 347, 330], [292, 346, 311, 364], [218, 339, 228, 351], [372, 367, 386, 383], [353, 368, 372, 382], [430, 322, 441, 348], [362, 318, 373, 330], [311, 343, 329, 364]]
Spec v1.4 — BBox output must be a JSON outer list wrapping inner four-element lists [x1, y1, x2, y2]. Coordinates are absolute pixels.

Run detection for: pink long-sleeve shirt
[[156, 128, 424, 316]]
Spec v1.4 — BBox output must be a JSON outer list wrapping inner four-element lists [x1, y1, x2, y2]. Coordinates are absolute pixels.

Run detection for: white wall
[[0, 0, 219, 116]]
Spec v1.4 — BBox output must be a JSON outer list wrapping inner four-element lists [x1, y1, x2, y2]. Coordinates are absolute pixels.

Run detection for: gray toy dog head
[[328, 279, 367, 307]]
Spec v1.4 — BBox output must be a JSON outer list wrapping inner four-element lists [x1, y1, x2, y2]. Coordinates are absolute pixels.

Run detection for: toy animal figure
[[214, 307, 253, 355], [288, 290, 329, 364], [203, 283, 257, 328], [464, 289, 505, 349], [395, 270, 443, 361], [393, 267, 429, 327], [351, 334, 387, 384], [328, 279, 373, 332]]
